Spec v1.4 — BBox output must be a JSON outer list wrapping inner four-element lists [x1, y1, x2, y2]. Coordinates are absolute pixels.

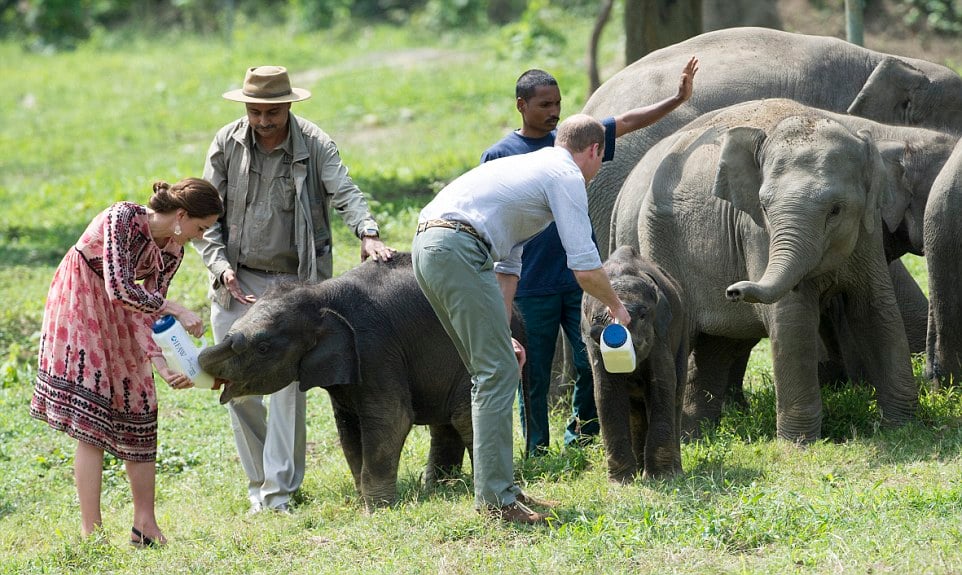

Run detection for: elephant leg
[[629, 395, 648, 476], [642, 346, 684, 478], [331, 407, 364, 494], [820, 260, 926, 387], [889, 258, 927, 355], [840, 269, 917, 425], [924, 144, 962, 386], [722, 340, 758, 408], [424, 424, 466, 489], [682, 335, 745, 438], [594, 371, 638, 484], [818, 295, 874, 387], [927, 293, 962, 387], [359, 412, 413, 510], [769, 295, 824, 442]]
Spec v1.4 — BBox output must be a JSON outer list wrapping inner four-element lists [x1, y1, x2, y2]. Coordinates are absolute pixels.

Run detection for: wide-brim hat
[[222, 66, 311, 103]]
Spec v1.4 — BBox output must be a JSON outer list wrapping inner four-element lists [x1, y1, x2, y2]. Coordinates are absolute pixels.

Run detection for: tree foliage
[[3, 0, 960, 52]]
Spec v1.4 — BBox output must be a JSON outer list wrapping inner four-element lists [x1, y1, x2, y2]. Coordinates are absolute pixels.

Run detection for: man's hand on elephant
[[361, 237, 398, 262], [676, 56, 699, 102], [512, 337, 526, 371], [223, 269, 257, 305]]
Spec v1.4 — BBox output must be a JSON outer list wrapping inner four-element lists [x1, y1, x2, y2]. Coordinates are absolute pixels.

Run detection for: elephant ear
[[855, 129, 893, 236], [652, 281, 674, 342], [874, 138, 912, 233], [847, 57, 928, 125], [297, 308, 361, 390], [713, 126, 766, 227]]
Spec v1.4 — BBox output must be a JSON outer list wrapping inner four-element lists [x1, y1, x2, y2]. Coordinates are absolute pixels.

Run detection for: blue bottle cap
[[602, 323, 628, 347], [152, 314, 176, 334]]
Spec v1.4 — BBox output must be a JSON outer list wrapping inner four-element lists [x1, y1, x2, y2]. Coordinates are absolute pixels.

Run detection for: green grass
[[4, 14, 962, 575]]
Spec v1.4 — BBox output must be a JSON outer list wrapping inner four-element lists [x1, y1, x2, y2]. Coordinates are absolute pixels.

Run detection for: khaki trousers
[[211, 267, 306, 510]]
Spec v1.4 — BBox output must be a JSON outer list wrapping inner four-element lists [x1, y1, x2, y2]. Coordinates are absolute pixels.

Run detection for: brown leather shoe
[[516, 492, 560, 509], [486, 501, 547, 525]]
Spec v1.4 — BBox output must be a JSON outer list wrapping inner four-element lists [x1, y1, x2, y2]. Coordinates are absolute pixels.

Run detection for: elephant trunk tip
[[725, 280, 791, 305], [726, 281, 765, 304]]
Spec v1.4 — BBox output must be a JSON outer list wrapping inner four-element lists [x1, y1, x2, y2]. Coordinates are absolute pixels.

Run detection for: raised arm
[[613, 56, 698, 137]]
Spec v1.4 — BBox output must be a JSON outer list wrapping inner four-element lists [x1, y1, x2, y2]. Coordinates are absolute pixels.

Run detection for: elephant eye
[[256, 341, 271, 355], [829, 204, 842, 217]]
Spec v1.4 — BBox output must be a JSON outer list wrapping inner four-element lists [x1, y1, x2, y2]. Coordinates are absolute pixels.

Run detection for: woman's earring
[[174, 223, 182, 236]]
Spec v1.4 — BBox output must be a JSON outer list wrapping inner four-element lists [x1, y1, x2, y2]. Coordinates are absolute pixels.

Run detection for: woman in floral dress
[[30, 177, 222, 547]]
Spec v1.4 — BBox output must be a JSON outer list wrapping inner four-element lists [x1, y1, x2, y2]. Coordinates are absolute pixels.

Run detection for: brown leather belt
[[417, 219, 484, 244]]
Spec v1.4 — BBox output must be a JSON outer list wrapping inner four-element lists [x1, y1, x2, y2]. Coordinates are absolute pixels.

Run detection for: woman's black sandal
[[130, 526, 161, 548]]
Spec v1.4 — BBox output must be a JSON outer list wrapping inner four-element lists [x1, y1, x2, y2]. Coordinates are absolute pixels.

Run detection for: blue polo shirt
[[479, 117, 617, 297]]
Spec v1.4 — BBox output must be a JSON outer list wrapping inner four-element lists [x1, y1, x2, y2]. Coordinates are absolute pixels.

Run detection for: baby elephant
[[582, 246, 689, 483], [199, 253, 527, 510]]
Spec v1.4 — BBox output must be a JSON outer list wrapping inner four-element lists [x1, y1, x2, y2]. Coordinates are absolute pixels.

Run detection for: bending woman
[[30, 177, 222, 547]]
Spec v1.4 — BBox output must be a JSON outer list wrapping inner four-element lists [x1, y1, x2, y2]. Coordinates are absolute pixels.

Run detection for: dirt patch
[[778, 0, 960, 66], [291, 48, 473, 86]]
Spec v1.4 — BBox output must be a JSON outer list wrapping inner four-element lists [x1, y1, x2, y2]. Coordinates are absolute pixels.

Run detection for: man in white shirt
[[411, 114, 631, 524]]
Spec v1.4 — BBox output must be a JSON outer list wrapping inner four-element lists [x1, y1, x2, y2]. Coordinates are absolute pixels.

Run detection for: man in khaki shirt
[[194, 65, 395, 514]]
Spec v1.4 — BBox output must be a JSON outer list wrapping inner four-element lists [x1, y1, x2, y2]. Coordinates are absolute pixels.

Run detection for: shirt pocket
[[270, 176, 295, 212]]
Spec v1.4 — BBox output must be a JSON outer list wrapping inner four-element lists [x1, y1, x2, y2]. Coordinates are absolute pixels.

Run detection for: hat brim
[[222, 87, 311, 103]]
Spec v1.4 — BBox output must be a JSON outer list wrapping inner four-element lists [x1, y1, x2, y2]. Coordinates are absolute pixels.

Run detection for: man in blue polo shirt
[[481, 57, 697, 454]]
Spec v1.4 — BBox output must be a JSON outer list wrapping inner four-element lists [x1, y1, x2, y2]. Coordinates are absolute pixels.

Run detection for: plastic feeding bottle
[[151, 315, 215, 389], [600, 323, 636, 373]]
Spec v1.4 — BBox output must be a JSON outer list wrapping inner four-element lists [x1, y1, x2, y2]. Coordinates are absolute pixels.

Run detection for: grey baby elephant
[[199, 253, 529, 510], [582, 245, 689, 483]]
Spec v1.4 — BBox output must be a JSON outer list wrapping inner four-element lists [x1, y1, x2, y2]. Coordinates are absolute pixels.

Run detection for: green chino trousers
[[411, 226, 523, 509]]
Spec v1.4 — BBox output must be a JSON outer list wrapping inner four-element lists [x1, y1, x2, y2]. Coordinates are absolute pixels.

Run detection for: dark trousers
[[515, 289, 598, 453]]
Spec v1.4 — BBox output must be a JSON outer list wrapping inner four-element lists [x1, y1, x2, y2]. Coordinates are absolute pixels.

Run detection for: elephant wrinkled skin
[[611, 99, 918, 442], [198, 253, 528, 509], [582, 246, 689, 483]]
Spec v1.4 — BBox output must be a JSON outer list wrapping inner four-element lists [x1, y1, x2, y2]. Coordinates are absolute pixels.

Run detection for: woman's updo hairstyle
[[149, 177, 223, 219]]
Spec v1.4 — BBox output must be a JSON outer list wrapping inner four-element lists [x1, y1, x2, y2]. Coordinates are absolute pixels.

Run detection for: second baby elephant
[[198, 253, 528, 509], [611, 99, 918, 442], [582, 245, 689, 483]]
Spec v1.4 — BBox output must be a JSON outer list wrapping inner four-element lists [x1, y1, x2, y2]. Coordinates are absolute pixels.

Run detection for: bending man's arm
[[573, 267, 631, 326], [496, 272, 519, 323]]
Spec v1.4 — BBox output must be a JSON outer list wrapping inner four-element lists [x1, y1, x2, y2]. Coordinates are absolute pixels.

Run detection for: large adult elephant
[[585, 27, 962, 258], [611, 99, 918, 442], [198, 253, 530, 509], [925, 139, 962, 386]]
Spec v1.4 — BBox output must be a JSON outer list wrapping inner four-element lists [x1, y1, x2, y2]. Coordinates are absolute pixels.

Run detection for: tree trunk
[[588, 0, 615, 97], [625, 0, 703, 65], [845, 0, 865, 46]]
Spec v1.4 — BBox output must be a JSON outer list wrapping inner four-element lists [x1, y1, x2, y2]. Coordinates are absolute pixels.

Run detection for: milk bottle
[[151, 315, 215, 389], [599, 323, 636, 373]]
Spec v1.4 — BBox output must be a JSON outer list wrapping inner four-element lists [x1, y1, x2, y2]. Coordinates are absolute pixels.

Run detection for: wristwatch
[[360, 226, 379, 239]]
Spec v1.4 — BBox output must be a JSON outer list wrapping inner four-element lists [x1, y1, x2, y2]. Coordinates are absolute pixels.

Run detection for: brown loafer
[[485, 501, 547, 525], [516, 492, 560, 509]]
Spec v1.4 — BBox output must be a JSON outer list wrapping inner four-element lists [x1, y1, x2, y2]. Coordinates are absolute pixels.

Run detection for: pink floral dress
[[30, 202, 183, 461]]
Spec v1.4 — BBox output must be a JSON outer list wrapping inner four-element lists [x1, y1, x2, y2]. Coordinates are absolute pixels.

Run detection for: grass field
[[3, 12, 962, 575]]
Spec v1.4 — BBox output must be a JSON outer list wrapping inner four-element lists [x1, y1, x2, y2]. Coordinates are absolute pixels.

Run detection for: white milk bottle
[[599, 323, 636, 373], [151, 315, 215, 389]]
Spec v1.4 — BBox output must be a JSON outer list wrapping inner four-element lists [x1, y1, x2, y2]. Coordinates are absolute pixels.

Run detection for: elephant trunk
[[727, 223, 818, 305], [197, 333, 243, 374]]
